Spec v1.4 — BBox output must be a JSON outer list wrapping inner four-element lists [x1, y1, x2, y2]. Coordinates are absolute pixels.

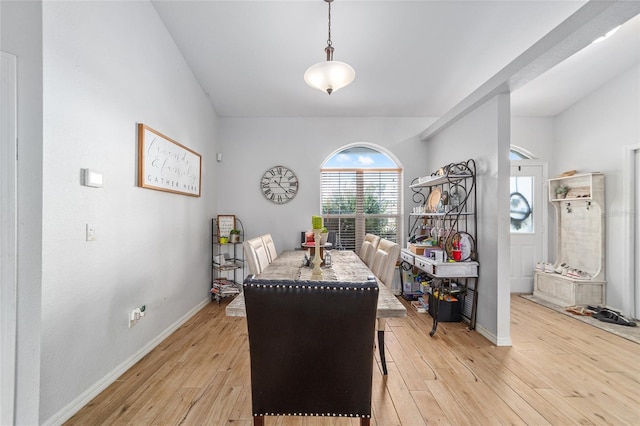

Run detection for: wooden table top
[[226, 250, 406, 319]]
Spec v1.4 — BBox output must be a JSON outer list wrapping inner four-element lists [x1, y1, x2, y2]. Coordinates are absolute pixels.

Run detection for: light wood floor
[[66, 295, 640, 425]]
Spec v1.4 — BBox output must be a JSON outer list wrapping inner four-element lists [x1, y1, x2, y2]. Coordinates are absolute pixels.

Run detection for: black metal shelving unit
[[211, 217, 245, 303], [402, 159, 479, 336]]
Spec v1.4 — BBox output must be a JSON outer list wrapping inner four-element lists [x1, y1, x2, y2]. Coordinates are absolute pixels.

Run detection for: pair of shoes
[[593, 308, 637, 327], [565, 268, 590, 279], [555, 262, 567, 274], [566, 306, 592, 316]]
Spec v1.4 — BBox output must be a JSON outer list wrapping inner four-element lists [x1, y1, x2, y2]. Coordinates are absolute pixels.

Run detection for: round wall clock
[[260, 165, 299, 204]]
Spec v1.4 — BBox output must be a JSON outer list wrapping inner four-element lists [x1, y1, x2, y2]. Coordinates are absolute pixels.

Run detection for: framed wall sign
[[217, 215, 236, 239], [137, 123, 202, 197]]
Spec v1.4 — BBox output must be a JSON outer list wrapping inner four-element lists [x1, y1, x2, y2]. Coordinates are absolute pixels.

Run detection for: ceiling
[[512, 12, 640, 116], [151, 1, 640, 118]]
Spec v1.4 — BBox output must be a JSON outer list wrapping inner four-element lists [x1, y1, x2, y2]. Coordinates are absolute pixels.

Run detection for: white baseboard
[[42, 298, 211, 426], [475, 323, 512, 347]]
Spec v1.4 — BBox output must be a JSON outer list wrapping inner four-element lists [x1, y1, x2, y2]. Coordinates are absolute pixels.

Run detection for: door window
[[510, 176, 534, 233]]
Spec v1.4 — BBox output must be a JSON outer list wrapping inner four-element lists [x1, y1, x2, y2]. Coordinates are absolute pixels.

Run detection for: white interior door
[[510, 162, 546, 293]]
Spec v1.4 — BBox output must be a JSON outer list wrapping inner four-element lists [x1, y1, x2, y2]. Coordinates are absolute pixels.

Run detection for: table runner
[[256, 250, 372, 282]]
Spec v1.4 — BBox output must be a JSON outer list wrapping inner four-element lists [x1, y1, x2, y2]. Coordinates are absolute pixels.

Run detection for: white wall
[[553, 64, 640, 313], [511, 116, 555, 160], [426, 95, 512, 345], [40, 1, 219, 423], [1, 1, 43, 424], [217, 117, 435, 251]]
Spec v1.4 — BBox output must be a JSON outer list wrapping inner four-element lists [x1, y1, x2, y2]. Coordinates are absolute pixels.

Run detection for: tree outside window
[[321, 146, 402, 253]]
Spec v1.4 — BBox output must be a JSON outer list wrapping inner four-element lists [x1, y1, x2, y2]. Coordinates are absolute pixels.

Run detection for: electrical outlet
[[128, 307, 145, 328], [129, 308, 140, 328]]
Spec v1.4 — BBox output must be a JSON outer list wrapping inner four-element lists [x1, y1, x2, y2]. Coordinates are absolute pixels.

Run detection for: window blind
[[321, 168, 402, 253]]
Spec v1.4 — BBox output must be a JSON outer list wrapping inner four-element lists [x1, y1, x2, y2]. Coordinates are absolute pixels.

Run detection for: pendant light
[[304, 0, 355, 95]]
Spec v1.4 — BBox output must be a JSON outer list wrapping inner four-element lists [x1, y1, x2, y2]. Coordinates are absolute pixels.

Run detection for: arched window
[[321, 145, 402, 253], [510, 145, 534, 160]]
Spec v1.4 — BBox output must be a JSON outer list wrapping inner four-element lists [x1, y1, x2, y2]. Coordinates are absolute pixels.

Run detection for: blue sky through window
[[323, 146, 396, 168]]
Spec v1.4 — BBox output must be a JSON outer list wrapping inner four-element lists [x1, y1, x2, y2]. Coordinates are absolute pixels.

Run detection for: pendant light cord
[[327, 0, 333, 47]]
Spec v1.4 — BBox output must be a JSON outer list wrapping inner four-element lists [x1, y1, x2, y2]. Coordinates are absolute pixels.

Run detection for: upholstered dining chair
[[243, 240, 261, 275], [371, 238, 401, 289], [260, 233, 278, 264], [243, 277, 379, 426], [359, 234, 381, 268], [243, 237, 270, 275], [326, 230, 338, 249]]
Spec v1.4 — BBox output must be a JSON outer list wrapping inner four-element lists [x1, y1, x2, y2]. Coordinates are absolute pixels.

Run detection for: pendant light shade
[[304, 0, 355, 95], [304, 59, 355, 95]]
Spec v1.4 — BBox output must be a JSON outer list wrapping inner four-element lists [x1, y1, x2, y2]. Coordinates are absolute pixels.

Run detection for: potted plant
[[229, 229, 241, 243], [555, 184, 569, 199], [319, 227, 329, 245]]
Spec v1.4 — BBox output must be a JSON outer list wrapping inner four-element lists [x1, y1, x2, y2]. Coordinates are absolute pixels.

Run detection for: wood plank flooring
[[65, 295, 640, 425]]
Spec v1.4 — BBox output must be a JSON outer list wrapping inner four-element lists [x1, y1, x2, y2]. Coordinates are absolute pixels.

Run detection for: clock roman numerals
[[261, 166, 299, 204]]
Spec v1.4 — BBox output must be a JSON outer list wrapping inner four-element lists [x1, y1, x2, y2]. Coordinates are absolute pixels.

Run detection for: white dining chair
[[243, 240, 261, 275], [260, 233, 278, 264], [371, 238, 400, 289], [244, 237, 270, 275], [359, 234, 381, 268]]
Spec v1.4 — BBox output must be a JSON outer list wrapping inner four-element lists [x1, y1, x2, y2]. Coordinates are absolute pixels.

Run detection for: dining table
[[226, 249, 407, 375]]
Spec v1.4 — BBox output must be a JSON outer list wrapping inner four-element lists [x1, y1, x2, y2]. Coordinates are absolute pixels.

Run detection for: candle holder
[[311, 228, 323, 279]]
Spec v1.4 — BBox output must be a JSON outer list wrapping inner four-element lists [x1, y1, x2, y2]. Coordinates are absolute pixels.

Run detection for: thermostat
[[82, 168, 103, 188]]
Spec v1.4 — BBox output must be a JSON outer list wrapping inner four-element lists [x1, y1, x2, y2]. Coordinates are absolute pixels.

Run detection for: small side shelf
[[413, 255, 478, 278], [410, 172, 474, 188], [211, 218, 245, 303], [409, 211, 474, 218], [548, 172, 603, 201], [212, 260, 244, 272]]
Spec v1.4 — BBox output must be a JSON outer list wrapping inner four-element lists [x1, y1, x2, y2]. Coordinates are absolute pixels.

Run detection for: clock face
[[260, 166, 299, 204]]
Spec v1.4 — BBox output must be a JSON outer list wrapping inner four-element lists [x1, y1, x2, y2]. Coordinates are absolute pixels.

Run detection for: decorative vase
[[230, 234, 240, 243]]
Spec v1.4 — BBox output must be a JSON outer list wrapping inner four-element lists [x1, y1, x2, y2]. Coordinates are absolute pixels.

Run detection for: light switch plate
[[86, 224, 97, 241]]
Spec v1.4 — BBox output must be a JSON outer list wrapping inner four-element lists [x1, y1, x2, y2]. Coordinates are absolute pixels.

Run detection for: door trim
[[0, 51, 18, 426], [623, 144, 640, 319]]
